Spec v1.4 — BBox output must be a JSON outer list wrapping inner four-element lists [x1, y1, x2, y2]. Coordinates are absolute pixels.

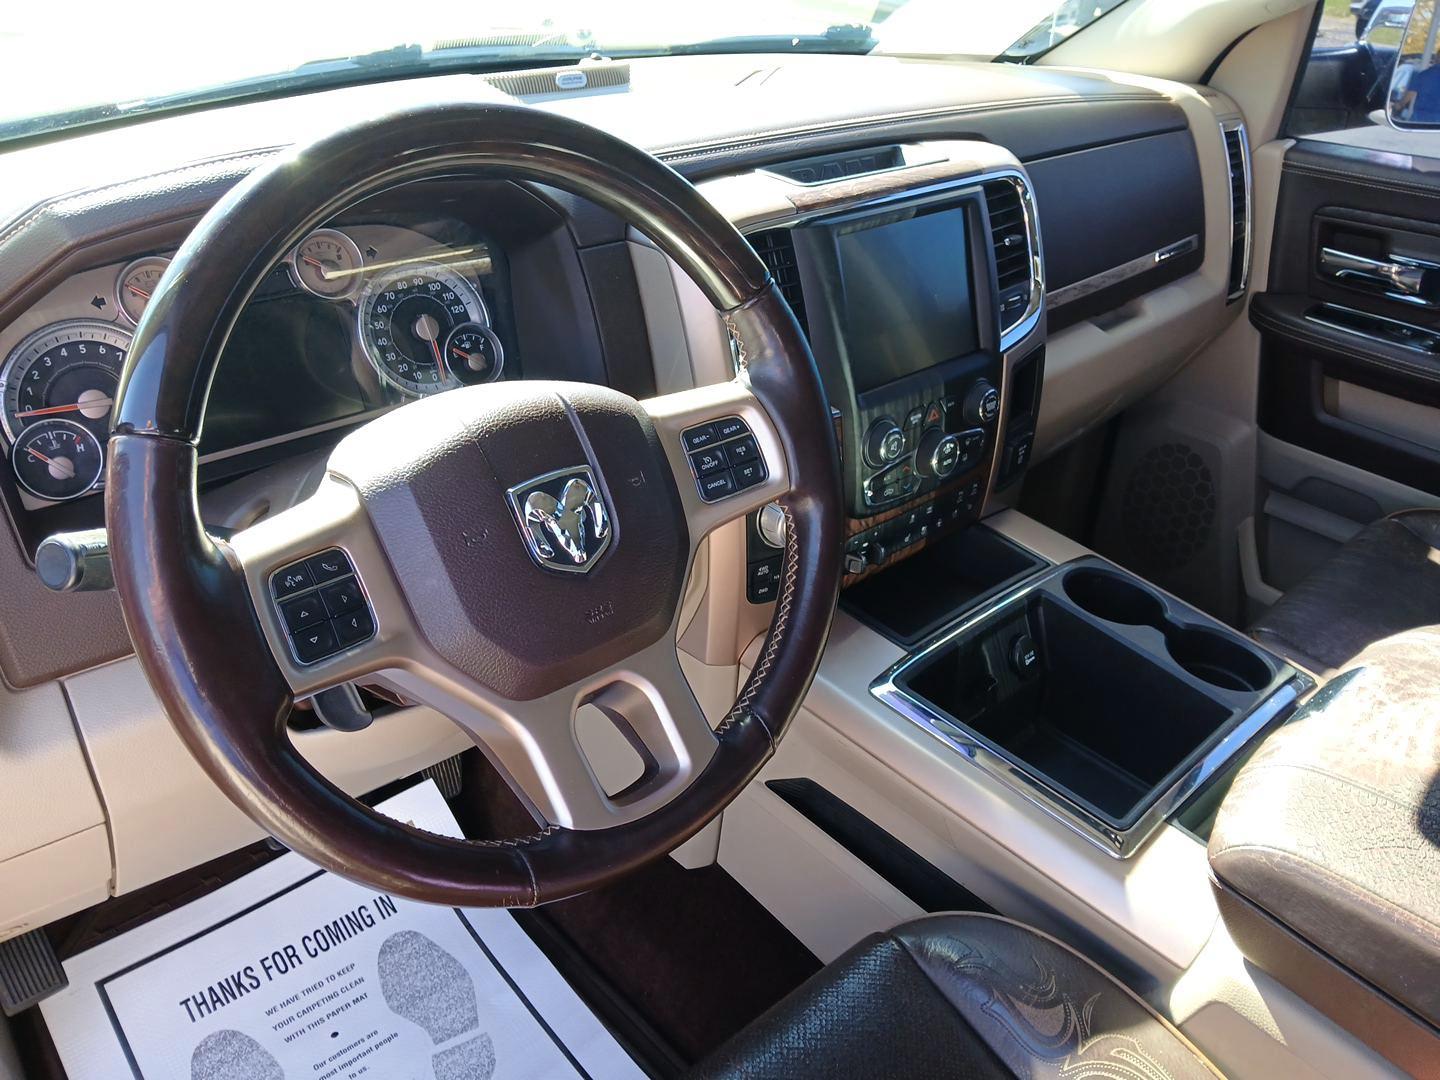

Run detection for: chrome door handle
[[1319, 247, 1440, 304]]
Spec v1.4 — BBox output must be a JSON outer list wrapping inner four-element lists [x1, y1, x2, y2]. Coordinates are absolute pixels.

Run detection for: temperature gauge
[[291, 228, 364, 300], [443, 322, 504, 386], [116, 256, 170, 324], [11, 418, 103, 501]]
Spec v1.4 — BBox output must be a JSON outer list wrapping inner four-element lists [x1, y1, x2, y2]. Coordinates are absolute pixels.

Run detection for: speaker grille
[[1120, 443, 1216, 571]]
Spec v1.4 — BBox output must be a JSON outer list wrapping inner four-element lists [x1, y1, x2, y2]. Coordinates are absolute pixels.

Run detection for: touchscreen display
[[837, 206, 978, 392]]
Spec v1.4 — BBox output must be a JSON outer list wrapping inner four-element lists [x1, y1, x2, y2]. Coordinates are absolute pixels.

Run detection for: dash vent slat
[[1222, 124, 1251, 301], [749, 228, 809, 338]]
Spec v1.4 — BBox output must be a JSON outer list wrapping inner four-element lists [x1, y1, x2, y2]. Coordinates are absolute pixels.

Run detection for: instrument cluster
[[0, 226, 507, 503]]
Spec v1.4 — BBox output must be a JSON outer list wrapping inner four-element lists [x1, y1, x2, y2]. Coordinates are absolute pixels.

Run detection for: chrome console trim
[[1046, 234, 1199, 309], [870, 564, 1307, 859]]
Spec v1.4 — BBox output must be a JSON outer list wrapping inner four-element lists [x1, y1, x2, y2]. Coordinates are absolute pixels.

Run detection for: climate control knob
[[864, 418, 906, 468], [962, 380, 1000, 426], [915, 429, 962, 479]]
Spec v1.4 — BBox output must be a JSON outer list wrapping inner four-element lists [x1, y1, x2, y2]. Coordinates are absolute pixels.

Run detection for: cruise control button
[[279, 594, 326, 633], [271, 563, 314, 599], [681, 423, 718, 452], [726, 435, 760, 464], [732, 460, 766, 490], [306, 549, 352, 584], [332, 609, 375, 648], [697, 471, 736, 501], [319, 578, 364, 617], [690, 446, 729, 477], [714, 416, 749, 441], [292, 622, 339, 664]]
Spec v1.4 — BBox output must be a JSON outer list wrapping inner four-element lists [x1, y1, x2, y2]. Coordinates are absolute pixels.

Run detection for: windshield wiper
[[0, 39, 599, 147], [659, 25, 875, 56], [0, 26, 875, 149]]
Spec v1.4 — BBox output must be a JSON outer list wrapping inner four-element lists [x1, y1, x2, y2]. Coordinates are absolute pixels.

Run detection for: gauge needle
[[428, 338, 443, 366], [24, 447, 56, 466], [16, 399, 113, 419], [126, 284, 151, 299], [301, 255, 332, 279]]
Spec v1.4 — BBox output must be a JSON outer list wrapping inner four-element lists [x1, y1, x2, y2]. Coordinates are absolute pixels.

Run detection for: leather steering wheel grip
[[105, 102, 843, 906]]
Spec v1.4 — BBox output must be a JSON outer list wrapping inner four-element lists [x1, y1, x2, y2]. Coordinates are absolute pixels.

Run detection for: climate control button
[[915, 429, 962, 479], [864, 418, 905, 468]]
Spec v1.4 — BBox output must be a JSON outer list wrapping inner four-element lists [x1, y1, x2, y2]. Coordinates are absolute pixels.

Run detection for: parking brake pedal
[[0, 929, 67, 1015]]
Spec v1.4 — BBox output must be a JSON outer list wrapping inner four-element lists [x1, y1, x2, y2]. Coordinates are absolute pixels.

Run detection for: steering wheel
[[105, 103, 842, 907]]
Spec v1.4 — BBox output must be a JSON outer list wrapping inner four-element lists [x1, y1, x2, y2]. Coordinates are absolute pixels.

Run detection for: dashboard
[[0, 213, 514, 507], [0, 51, 1254, 941]]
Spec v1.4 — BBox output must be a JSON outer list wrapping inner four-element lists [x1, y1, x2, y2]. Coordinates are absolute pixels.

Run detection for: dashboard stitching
[[718, 501, 796, 737], [1284, 163, 1440, 200], [0, 148, 283, 249], [654, 94, 1162, 163]]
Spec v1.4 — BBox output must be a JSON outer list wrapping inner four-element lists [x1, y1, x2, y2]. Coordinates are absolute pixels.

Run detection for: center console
[[871, 556, 1309, 856], [741, 157, 1045, 587]]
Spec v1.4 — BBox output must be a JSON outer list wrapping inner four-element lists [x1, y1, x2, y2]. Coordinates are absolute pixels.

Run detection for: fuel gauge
[[443, 323, 504, 386]]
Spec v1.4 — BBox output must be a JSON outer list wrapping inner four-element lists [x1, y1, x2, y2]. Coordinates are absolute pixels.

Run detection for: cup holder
[[1165, 627, 1271, 692], [1062, 568, 1166, 628], [1063, 566, 1272, 693]]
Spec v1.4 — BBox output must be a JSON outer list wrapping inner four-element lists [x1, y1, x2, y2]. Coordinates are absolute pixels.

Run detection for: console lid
[[1209, 627, 1440, 1074]]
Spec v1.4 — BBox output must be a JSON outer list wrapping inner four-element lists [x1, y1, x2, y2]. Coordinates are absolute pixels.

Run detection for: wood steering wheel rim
[[105, 101, 843, 907]]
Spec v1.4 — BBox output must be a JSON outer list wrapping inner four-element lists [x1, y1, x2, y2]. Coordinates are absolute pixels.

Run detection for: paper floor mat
[[40, 781, 643, 1080]]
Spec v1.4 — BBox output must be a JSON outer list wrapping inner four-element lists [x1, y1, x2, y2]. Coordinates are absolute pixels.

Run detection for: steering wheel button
[[279, 594, 326, 633], [332, 610, 375, 648], [732, 460, 766, 490], [680, 423, 718, 452], [292, 622, 339, 665], [697, 470, 736, 501], [319, 578, 364, 617], [271, 563, 314, 598], [714, 416, 749, 441], [306, 549, 352, 584], [690, 446, 729, 477], [726, 435, 760, 464]]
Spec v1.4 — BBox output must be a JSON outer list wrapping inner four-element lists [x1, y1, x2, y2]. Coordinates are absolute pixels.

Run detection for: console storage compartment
[[876, 558, 1304, 854]]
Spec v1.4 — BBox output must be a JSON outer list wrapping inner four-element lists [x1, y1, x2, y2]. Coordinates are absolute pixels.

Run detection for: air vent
[[750, 228, 809, 338], [982, 177, 1036, 337], [1222, 123, 1251, 301], [765, 146, 905, 185]]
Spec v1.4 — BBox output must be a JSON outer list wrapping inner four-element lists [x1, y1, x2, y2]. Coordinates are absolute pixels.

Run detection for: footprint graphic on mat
[[190, 1029, 284, 1080], [379, 930, 497, 1080]]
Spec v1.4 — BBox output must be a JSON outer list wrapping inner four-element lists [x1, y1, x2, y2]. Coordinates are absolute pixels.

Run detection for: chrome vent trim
[[1221, 120, 1252, 302], [982, 173, 1045, 351]]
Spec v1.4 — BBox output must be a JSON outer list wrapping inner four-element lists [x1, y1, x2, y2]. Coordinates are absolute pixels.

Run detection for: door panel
[[1250, 137, 1440, 591]]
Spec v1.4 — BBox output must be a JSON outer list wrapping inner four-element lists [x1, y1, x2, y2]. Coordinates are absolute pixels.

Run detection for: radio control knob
[[864, 419, 905, 468], [963, 380, 1000, 426], [915, 429, 962, 479]]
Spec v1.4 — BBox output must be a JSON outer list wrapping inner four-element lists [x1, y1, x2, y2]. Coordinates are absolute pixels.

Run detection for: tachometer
[[11, 419, 103, 501], [0, 320, 128, 446], [357, 262, 488, 396]]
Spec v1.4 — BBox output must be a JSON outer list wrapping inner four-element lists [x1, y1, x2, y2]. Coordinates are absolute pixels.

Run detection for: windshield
[[0, 1, 1129, 144]]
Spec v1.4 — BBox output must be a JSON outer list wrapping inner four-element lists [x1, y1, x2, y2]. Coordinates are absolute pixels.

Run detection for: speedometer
[[0, 320, 129, 447], [357, 262, 488, 396]]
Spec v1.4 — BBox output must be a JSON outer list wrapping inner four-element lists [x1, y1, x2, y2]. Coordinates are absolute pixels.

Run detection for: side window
[[1287, 0, 1409, 136]]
